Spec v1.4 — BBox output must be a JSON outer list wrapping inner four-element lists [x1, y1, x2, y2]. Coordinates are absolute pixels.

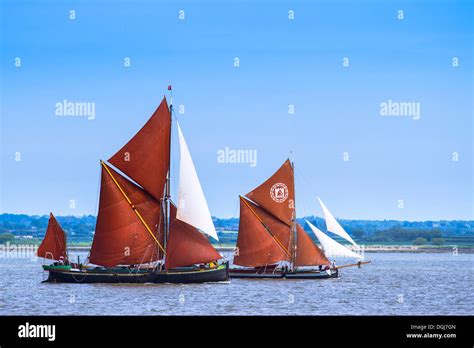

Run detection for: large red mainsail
[[233, 197, 291, 267], [165, 203, 222, 270], [245, 159, 295, 226], [108, 97, 171, 202], [295, 223, 330, 266], [37, 213, 67, 261], [89, 164, 163, 267]]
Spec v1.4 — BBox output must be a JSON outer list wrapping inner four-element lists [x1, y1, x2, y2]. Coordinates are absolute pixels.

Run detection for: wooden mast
[[62, 213, 69, 262], [290, 160, 297, 271], [162, 88, 173, 268]]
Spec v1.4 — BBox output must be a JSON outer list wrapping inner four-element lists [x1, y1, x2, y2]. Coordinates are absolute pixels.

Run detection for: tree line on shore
[[1, 213, 473, 246]]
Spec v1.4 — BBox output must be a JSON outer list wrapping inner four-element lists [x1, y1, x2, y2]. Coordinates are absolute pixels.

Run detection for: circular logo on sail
[[270, 183, 288, 203]]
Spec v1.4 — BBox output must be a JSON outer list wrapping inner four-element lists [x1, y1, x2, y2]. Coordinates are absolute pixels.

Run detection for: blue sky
[[1, 0, 472, 220]]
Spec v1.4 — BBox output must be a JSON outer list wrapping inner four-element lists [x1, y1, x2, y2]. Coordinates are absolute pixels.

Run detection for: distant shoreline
[[3, 242, 470, 254], [65, 245, 474, 254]]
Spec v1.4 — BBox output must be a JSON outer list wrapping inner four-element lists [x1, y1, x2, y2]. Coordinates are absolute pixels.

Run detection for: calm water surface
[[1, 252, 472, 315]]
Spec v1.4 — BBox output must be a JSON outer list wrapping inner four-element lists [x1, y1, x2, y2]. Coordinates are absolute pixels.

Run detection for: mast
[[290, 160, 297, 271], [163, 86, 173, 267], [64, 220, 69, 262], [163, 86, 221, 269]]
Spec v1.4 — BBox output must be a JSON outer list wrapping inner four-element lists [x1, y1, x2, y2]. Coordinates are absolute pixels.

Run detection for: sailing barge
[[39, 92, 229, 284], [230, 159, 368, 279]]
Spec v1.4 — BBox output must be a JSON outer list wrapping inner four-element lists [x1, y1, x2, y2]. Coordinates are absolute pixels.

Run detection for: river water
[[0, 251, 472, 315]]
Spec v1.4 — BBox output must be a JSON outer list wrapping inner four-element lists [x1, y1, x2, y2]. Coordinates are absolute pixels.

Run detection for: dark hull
[[230, 268, 338, 279], [44, 269, 152, 283], [44, 262, 230, 284], [150, 263, 229, 283]]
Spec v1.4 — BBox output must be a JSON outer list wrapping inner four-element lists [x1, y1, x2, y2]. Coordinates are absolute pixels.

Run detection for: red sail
[[37, 213, 67, 261], [165, 203, 222, 270], [108, 97, 171, 202], [233, 197, 291, 267], [295, 223, 330, 266], [89, 164, 163, 267], [245, 159, 295, 226]]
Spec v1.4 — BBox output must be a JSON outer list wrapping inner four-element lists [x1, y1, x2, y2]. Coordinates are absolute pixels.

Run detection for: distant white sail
[[306, 220, 363, 259], [317, 197, 358, 246], [176, 122, 219, 241]]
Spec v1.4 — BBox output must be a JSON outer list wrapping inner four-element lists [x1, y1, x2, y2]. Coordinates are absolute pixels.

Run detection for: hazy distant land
[[1, 214, 473, 252]]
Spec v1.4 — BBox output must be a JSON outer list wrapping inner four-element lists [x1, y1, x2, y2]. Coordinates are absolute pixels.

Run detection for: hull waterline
[[151, 263, 229, 283], [43, 262, 230, 284], [229, 267, 338, 279], [44, 269, 152, 283]]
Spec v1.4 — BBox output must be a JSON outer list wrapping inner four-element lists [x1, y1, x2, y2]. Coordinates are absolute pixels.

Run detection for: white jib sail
[[317, 197, 358, 246], [306, 220, 363, 259], [176, 122, 219, 241]]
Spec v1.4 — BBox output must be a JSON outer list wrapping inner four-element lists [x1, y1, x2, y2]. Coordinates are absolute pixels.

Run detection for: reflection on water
[[0, 252, 472, 315]]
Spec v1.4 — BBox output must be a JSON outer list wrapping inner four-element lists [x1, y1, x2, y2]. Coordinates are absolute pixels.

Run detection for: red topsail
[[245, 159, 295, 226], [108, 98, 171, 202]]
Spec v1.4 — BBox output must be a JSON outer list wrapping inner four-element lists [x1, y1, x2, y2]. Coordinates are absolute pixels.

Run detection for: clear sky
[[1, 0, 472, 220]]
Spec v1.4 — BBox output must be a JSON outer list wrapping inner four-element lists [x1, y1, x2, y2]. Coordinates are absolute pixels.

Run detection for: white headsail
[[317, 197, 358, 246], [306, 220, 363, 259], [176, 122, 219, 241]]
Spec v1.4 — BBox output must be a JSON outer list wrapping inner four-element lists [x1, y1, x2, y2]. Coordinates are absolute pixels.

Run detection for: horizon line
[[1, 212, 473, 224]]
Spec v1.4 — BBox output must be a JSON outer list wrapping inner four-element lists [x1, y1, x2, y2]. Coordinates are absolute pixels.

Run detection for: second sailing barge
[[230, 159, 338, 279]]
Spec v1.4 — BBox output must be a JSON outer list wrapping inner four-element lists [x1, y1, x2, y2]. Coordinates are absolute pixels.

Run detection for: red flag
[[168, 85, 172, 90]]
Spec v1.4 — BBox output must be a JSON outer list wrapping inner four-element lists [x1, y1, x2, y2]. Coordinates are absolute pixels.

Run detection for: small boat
[[42, 88, 229, 284], [230, 159, 369, 279], [38, 213, 74, 272]]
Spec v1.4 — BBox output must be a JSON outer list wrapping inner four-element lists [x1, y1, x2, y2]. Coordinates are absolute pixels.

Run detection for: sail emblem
[[270, 183, 288, 203]]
